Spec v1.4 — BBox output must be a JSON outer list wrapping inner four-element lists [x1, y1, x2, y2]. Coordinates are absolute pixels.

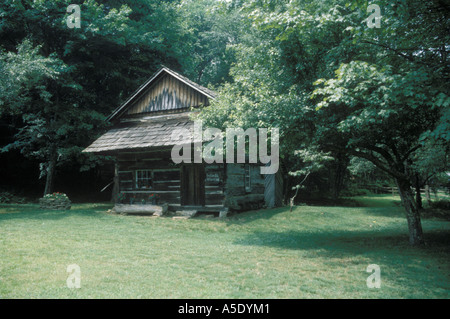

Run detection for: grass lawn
[[0, 195, 449, 299]]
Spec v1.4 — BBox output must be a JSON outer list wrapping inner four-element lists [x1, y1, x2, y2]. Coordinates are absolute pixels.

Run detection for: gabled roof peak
[[107, 66, 216, 122]]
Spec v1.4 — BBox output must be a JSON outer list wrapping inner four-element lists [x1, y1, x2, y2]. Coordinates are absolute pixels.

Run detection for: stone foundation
[[224, 194, 265, 211], [39, 198, 71, 210]]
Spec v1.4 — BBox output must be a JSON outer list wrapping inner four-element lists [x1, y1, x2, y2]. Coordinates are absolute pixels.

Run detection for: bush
[[0, 192, 13, 203], [340, 187, 372, 197], [430, 200, 450, 210], [0, 191, 26, 204]]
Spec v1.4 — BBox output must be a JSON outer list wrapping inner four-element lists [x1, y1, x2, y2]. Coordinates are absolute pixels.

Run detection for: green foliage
[[190, 0, 448, 244], [290, 148, 334, 177], [178, 0, 242, 86], [0, 0, 193, 194], [311, 61, 442, 153], [0, 0, 448, 237], [0, 192, 14, 204], [0, 40, 63, 116], [0, 191, 26, 204]]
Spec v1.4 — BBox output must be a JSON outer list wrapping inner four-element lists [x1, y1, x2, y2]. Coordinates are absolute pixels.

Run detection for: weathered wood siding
[[116, 149, 226, 209], [126, 73, 210, 115], [204, 164, 225, 207], [264, 170, 284, 208], [116, 150, 181, 205], [224, 163, 265, 211], [115, 154, 267, 211]]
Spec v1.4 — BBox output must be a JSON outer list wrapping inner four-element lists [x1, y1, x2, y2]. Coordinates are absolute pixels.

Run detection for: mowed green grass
[[0, 195, 449, 299]]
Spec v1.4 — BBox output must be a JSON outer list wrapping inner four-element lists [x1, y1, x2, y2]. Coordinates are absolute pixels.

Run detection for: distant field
[[0, 195, 449, 298]]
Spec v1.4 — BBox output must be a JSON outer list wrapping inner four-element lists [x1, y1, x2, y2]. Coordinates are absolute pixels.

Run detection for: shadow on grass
[[350, 195, 403, 208], [299, 197, 363, 207], [227, 203, 406, 225], [358, 206, 405, 219], [234, 228, 450, 255], [226, 207, 288, 225]]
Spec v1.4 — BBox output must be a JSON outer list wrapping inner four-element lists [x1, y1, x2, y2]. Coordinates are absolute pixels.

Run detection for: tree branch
[[361, 40, 435, 68], [323, 143, 407, 181], [363, 144, 395, 164], [347, 148, 405, 181], [389, 143, 403, 164], [361, 40, 415, 62], [402, 145, 421, 163]]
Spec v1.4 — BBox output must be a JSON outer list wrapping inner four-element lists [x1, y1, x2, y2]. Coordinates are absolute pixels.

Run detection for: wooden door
[[181, 164, 205, 206]]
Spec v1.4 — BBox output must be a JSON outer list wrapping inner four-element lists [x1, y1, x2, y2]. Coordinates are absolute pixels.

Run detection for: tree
[[0, 0, 190, 195], [409, 139, 449, 208], [195, 0, 449, 245], [310, 0, 449, 245], [196, 0, 358, 202], [312, 61, 444, 245]]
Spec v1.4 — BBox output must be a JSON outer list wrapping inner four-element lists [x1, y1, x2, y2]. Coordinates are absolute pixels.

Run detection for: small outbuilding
[[84, 67, 283, 215]]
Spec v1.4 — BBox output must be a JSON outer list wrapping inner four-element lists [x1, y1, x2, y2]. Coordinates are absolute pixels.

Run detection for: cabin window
[[136, 170, 153, 189], [244, 165, 251, 192]]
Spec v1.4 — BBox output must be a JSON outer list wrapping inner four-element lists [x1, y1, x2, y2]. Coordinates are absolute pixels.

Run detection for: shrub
[[116, 192, 126, 203], [430, 200, 450, 210], [0, 191, 26, 204], [0, 192, 13, 203], [340, 188, 372, 197]]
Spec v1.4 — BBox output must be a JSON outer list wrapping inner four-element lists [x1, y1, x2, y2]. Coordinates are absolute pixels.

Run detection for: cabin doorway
[[181, 164, 205, 206]]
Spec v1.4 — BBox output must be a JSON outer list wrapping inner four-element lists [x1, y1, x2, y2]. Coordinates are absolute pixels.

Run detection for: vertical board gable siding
[[126, 73, 209, 115]]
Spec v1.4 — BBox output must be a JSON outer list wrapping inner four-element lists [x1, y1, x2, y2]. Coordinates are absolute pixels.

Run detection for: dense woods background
[[0, 0, 448, 244]]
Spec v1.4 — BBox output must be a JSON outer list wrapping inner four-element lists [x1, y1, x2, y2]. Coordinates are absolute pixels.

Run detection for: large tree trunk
[[43, 153, 57, 196], [397, 179, 425, 246], [332, 153, 348, 199]]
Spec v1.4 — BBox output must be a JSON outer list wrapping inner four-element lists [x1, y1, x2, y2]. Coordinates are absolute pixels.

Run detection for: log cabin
[[83, 67, 283, 216]]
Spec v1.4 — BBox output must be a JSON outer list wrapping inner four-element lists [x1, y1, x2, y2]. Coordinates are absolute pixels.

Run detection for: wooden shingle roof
[[83, 113, 194, 154]]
